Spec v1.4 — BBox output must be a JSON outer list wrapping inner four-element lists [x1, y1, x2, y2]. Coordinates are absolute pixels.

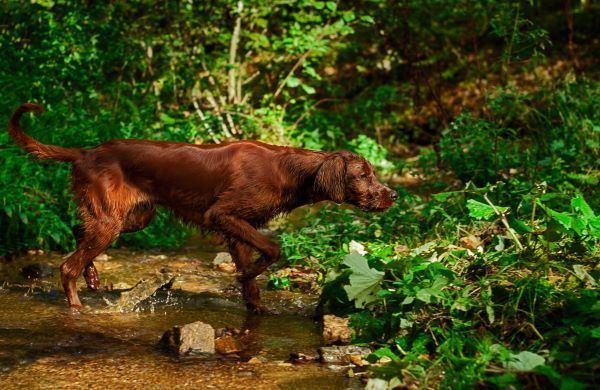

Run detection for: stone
[[116, 273, 176, 312], [217, 262, 237, 273], [21, 263, 53, 279], [318, 345, 372, 365], [322, 315, 352, 345], [95, 253, 109, 261], [214, 335, 241, 354], [161, 321, 215, 354], [213, 252, 233, 267], [289, 352, 317, 364], [247, 357, 263, 364]]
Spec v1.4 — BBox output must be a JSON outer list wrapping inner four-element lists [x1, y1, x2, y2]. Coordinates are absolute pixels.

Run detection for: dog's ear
[[315, 154, 346, 203]]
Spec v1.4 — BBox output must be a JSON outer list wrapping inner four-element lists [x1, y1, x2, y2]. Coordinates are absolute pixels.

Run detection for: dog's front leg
[[229, 240, 262, 312], [207, 211, 280, 312]]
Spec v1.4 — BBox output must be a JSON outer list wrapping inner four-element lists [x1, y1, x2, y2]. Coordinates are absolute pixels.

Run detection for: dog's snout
[[390, 190, 398, 201]]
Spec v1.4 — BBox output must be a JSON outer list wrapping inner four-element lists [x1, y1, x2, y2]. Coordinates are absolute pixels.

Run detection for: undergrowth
[[277, 79, 600, 388]]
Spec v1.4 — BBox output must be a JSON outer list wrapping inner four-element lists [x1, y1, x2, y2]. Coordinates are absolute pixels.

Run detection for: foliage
[[283, 80, 599, 386], [1, 0, 599, 386]]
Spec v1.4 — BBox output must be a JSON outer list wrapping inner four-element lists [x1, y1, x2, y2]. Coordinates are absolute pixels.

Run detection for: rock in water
[[322, 315, 352, 345], [116, 273, 176, 312], [318, 345, 372, 364], [214, 334, 241, 354], [217, 262, 237, 273], [21, 263, 53, 279], [213, 252, 233, 267], [161, 321, 215, 354]]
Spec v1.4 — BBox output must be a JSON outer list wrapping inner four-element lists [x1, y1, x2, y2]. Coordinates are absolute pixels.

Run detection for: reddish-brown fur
[[8, 103, 397, 312]]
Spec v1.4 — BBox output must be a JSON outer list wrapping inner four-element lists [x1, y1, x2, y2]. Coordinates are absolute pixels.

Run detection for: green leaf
[[286, 76, 301, 88], [343, 253, 384, 308], [160, 113, 175, 125], [342, 11, 356, 22], [314, 1, 324, 10], [505, 351, 545, 371], [18, 212, 28, 224], [486, 305, 495, 324], [360, 15, 375, 24], [325, 1, 336, 11], [573, 264, 597, 287], [591, 327, 600, 338], [571, 195, 595, 220], [416, 289, 432, 303], [300, 83, 316, 94], [399, 318, 413, 328], [50, 232, 61, 244], [508, 216, 533, 234], [467, 199, 508, 220], [370, 347, 400, 363], [432, 191, 462, 202]]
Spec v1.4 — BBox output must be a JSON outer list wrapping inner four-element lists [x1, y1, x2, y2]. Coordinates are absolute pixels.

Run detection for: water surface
[[0, 246, 359, 389]]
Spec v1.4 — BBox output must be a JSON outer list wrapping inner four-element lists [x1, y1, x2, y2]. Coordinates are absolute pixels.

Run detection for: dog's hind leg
[[73, 224, 101, 291], [71, 204, 155, 295], [121, 203, 156, 233], [61, 215, 122, 308]]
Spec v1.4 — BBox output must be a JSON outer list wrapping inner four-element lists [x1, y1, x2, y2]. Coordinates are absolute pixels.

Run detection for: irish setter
[[8, 103, 397, 312]]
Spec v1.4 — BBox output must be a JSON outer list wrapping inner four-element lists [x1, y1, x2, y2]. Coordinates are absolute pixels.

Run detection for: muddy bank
[[0, 247, 361, 389]]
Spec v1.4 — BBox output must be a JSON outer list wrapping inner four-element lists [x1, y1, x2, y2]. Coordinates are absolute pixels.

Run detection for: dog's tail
[[8, 103, 83, 162]]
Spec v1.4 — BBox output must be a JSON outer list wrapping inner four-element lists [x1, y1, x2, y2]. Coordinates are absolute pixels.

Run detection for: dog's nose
[[390, 191, 398, 201]]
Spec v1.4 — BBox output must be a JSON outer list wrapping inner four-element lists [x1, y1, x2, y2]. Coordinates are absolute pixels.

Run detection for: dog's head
[[315, 151, 397, 211]]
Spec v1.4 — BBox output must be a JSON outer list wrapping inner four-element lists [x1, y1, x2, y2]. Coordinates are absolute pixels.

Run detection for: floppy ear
[[315, 154, 346, 203]]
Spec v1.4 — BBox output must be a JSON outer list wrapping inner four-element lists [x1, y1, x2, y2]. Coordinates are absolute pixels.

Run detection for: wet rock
[[95, 253, 109, 261], [289, 352, 317, 364], [215, 327, 242, 338], [213, 252, 233, 267], [318, 345, 372, 365], [116, 273, 176, 311], [21, 263, 53, 279], [217, 262, 237, 273], [322, 315, 352, 345], [160, 321, 215, 354], [214, 334, 241, 355]]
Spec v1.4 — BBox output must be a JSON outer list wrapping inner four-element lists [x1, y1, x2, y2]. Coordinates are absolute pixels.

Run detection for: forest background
[[1, 0, 599, 387]]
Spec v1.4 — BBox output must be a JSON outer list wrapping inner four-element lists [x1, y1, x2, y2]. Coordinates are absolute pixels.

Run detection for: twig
[[205, 90, 233, 138], [483, 193, 524, 251], [228, 1, 243, 103], [291, 98, 341, 129], [191, 98, 220, 144], [242, 71, 260, 85], [199, 61, 240, 136], [272, 49, 313, 100]]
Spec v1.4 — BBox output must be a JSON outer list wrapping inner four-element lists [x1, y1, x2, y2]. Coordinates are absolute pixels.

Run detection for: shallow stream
[[0, 243, 360, 389]]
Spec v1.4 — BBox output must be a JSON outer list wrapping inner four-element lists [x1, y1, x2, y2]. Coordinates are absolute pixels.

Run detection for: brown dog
[[8, 103, 397, 312]]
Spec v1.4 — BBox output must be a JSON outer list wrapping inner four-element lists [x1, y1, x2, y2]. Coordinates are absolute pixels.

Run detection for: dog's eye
[[360, 172, 369, 178]]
